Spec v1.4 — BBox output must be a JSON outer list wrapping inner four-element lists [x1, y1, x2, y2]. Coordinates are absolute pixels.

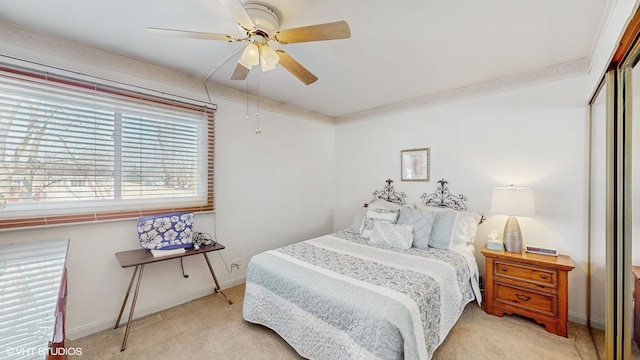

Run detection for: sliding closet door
[[626, 59, 640, 356], [589, 80, 607, 339], [633, 62, 640, 352], [588, 68, 630, 359], [591, 8, 640, 359]]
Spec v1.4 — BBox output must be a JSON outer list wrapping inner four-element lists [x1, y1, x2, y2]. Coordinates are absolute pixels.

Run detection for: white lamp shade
[[260, 56, 277, 72], [241, 42, 260, 66], [260, 44, 280, 66], [490, 186, 536, 216], [238, 58, 252, 70]]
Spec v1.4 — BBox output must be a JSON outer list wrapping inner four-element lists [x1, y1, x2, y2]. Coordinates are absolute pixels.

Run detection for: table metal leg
[[121, 264, 145, 351], [114, 265, 139, 329], [203, 253, 232, 305]]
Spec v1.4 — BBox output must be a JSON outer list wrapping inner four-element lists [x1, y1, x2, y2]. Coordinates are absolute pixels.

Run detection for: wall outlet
[[230, 258, 242, 271]]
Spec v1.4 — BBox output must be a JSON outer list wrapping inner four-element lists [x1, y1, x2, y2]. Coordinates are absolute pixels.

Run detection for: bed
[[243, 179, 483, 359]]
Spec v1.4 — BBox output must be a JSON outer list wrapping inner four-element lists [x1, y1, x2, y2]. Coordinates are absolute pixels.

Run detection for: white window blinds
[[0, 67, 215, 228], [0, 239, 68, 358]]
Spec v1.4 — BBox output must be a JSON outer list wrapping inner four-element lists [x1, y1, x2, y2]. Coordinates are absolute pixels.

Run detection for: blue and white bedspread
[[243, 231, 481, 360]]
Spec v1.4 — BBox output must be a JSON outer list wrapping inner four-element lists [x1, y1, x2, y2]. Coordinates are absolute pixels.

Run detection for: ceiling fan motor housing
[[244, 2, 281, 36]]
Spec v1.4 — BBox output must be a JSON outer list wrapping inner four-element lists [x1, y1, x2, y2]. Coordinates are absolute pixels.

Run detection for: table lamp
[[490, 185, 535, 253]]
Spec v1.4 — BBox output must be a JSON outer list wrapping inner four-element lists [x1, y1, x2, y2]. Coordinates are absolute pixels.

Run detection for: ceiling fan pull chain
[[255, 74, 262, 135], [245, 77, 250, 121]]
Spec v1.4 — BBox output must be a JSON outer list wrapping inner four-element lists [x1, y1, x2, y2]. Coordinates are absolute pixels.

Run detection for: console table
[[114, 242, 231, 351]]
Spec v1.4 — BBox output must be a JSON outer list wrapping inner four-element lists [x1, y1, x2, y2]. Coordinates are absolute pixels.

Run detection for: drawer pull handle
[[540, 274, 548, 279], [515, 293, 531, 301], [502, 267, 508, 272]]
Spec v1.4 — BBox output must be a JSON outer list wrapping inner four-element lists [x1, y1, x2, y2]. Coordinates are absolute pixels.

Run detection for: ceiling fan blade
[[218, 0, 256, 31], [276, 50, 318, 85], [230, 62, 250, 80], [274, 21, 351, 44], [147, 27, 236, 42]]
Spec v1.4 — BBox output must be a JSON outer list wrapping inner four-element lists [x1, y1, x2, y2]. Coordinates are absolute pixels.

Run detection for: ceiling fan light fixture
[[238, 58, 253, 70], [241, 42, 260, 66], [260, 56, 276, 72], [260, 44, 280, 66]]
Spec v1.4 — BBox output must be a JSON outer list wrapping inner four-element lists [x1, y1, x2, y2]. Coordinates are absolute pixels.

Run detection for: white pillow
[[368, 221, 414, 250], [414, 204, 482, 245], [360, 207, 399, 239], [370, 198, 404, 211], [453, 211, 482, 245], [346, 207, 367, 234]]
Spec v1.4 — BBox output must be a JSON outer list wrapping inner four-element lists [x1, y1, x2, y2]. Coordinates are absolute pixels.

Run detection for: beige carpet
[[69, 284, 605, 359]]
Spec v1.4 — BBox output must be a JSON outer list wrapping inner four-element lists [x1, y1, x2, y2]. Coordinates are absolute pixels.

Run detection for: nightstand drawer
[[495, 260, 557, 288], [495, 284, 556, 316]]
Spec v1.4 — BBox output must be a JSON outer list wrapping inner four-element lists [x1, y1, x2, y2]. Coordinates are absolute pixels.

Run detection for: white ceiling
[[0, 0, 611, 119]]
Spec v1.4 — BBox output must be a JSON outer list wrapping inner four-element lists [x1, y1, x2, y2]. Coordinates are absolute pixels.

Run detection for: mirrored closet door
[[589, 37, 640, 360], [589, 79, 607, 352], [630, 56, 640, 357]]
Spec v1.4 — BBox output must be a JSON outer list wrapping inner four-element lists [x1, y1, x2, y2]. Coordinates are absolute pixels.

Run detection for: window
[[0, 67, 215, 229]]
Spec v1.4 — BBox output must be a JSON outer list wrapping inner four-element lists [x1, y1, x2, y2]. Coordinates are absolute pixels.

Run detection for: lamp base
[[503, 216, 523, 253]]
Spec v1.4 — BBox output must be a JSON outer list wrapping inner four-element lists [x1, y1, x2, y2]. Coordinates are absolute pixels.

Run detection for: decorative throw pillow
[[429, 209, 458, 250], [137, 212, 194, 250], [360, 207, 399, 239], [397, 207, 435, 249], [368, 221, 414, 250]]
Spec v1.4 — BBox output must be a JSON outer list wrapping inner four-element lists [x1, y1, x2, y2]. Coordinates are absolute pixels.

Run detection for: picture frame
[[401, 148, 430, 182]]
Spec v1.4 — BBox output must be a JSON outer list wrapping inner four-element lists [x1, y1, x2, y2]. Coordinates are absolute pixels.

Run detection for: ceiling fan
[[148, 0, 351, 85]]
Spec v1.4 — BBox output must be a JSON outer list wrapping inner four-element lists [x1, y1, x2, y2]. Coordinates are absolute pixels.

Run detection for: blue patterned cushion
[[360, 207, 399, 239], [137, 212, 194, 250], [368, 221, 414, 250], [397, 207, 435, 249]]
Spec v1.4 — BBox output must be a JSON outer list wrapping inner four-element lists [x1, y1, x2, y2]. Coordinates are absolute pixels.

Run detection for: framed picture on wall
[[401, 148, 430, 181]]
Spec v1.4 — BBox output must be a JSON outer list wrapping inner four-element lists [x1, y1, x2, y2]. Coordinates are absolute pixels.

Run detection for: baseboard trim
[[568, 312, 587, 326], [587, 317, 606, 330], [568, 312, 605, 330], [66, 277, 246, 340]]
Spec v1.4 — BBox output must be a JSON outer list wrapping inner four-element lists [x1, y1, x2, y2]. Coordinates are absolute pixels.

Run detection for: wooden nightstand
[[481, 247, 575, 337]]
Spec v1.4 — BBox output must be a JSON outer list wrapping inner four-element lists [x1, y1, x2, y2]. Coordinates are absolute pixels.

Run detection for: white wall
[[333, 75, 591, 323], [0, 33, 335, 339]]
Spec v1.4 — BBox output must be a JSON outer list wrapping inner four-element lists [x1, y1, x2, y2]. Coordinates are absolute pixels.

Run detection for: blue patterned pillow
[[360, 206, 399, 239], [137, 212, 194, 250], [368, 221, 414, 250], [397, 207, 435, 249]]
